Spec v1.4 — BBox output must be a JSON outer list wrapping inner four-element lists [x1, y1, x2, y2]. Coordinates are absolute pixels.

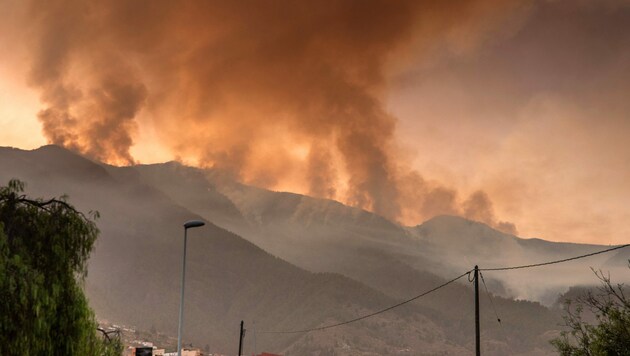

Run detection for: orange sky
[[1, 0, 629, 244]]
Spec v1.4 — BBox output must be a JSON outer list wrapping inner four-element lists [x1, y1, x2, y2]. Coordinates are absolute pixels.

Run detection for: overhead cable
[[259, 269, 472, 334], [478, 271, 501, 325], [480, 244, 629, 271], [258, 243, 629, 335]]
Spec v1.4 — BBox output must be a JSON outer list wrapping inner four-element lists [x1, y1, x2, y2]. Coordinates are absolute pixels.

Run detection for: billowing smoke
[[463, 191, 517, 235], [13, 0, 527, 230]]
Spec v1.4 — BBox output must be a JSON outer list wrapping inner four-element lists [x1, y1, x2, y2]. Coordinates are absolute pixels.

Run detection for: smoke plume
[[12, 0, 527, 230]]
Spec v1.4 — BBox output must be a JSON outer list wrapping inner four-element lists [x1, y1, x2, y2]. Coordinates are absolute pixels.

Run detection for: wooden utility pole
[[238, 320, 245, 356], [474, 265, 480, 356]]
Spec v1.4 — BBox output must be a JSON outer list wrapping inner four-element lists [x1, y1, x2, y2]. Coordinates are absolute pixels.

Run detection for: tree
[[552, 265, 630, 356], [0, 179, 120, 355]]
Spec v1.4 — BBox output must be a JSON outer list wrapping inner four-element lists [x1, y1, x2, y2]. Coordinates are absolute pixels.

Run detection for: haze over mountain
[[1, 145, 628, 355], [126, 156, 630, 304]]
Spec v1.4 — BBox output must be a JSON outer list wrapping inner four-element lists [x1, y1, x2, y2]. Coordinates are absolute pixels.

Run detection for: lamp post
[[177, 220, 205, 356]]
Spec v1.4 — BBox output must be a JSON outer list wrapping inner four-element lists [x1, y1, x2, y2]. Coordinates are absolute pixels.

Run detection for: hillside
[[4, 145, 625, 354], [410, 216, 629, 304], [126, 161, 627, 305], [114, 159, 570, 353], [0, 145, 446, 354]]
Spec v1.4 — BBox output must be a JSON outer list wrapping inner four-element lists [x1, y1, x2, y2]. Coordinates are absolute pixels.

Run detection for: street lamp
[[177, 220, 205, 356]]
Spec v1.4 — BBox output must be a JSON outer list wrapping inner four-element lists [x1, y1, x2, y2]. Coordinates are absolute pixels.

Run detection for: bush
[[551, 265, 630, 356]]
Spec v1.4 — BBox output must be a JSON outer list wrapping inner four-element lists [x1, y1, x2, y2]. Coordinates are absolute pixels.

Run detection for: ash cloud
[[13, 0, 525, 230]]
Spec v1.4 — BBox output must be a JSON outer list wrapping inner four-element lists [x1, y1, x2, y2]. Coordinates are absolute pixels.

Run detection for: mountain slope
[[410, 215, 629, 304], [120, 160, 574, 354], [128, 161, 626, 305], [5, 145, 619, 354], [0, 145, 452, 354]]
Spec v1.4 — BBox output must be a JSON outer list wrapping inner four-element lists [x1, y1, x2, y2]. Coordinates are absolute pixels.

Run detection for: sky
[[0, 0, 629, 244]]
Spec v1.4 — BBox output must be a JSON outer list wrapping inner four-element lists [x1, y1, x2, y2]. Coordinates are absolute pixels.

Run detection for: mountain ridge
[[1, 145, 439, 353], [3, 144, 627, 355], [120, 154, 626, 305]]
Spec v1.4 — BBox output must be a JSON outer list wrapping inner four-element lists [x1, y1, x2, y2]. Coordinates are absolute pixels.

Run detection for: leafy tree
[[0, 179, 120, 355], [97, 328, 125, 356], [552, 265, 630, 356]]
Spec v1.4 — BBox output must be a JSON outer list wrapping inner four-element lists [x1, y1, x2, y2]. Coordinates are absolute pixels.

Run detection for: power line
[[480, 244, 630, 271], [259, 269, 472, 334], [478, 271, 516, 355], [478, 271, 501, 325], [257, 243, 629, 336]]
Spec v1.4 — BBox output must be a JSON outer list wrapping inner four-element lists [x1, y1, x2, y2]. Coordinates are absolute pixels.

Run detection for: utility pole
[[238, 320, 245, 356], [474, 265, 480, 356]]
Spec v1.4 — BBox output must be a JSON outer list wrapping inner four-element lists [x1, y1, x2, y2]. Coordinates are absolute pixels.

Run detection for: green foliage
[[551, 266, 630, 356], [0, 179, 118, 355], [98, 334, 124, 356]]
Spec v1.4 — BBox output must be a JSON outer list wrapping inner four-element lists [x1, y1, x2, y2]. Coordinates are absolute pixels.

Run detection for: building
[[124, 346, 166, 356], [164, 348, 203, 356]]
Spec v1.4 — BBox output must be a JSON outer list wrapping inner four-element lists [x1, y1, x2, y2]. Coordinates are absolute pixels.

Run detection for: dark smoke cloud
[[14, 0, 526, 229], [25, 0, 148, 164], [307, 142, 338, 199], [463, 191, 518, 235]]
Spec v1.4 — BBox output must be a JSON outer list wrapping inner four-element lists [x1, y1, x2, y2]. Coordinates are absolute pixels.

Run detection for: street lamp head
[[184, 220, 205, 229]]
